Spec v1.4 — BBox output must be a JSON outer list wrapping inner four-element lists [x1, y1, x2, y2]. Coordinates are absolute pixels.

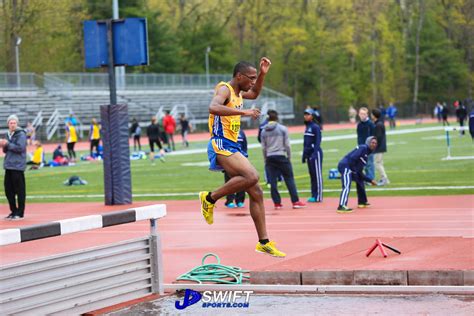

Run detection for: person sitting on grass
[[52, 145, 69, 166], [337, 136, 378, 213], [27, 141, 44, 169]]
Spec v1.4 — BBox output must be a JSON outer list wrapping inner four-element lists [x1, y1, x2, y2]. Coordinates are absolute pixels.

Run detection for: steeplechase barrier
[[0, 204, 166, 315]]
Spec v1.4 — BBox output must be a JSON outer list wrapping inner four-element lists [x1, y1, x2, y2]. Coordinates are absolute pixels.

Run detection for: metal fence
[[44, 72, 232, 90], [0, 73, 38, 90]]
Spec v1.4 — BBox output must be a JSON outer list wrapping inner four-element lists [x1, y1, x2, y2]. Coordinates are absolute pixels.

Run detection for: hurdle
[[0, 204, 166, 315], [442, 126, 474, 160]]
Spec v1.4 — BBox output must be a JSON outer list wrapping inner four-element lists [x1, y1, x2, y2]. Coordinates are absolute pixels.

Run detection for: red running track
[[1, 195, 472, 283]]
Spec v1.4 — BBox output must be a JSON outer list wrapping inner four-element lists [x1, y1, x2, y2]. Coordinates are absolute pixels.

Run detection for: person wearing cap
[[337, 136, 378, 213], [0, 115, 27, 220], [302, 108, 323, 203]]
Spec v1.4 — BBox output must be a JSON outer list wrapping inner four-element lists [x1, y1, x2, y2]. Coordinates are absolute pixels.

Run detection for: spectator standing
[[357, 107, 375, 182], [386, 103, 398, 129], [312, 105, 323, 130], [442, 102, 450, 126], [147, 116, 165, 164], [66, 114, 78, 126], [1, 115, 27, 220], [179, 113, 191, 147], [224, 129, 247, 208], [456, 102, 467, 135], [337, 137, 378, 213], [371, 109, 390, 186], [378, 104, 386, 122], [435, 102, 443, 122], [302, 108, 323, 203], [25, 122, 35, 146], [257, 115, 269, 143], [469, 107, 474, 139], [258, 114, 283, 187], [65, 121, 77, 162], [348, 106, 357, 123], [130, 118, 142, 152], [261, 110, 306, 210], [89, 118, 101, 157], [163, 111, 176, 151]]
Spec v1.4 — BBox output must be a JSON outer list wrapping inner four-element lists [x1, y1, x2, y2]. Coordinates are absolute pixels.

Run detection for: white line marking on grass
[[166, 126, 447, 156], [5, 185, 473, 199], [181, 162, 210, 166], [442, 156, 474, 160]]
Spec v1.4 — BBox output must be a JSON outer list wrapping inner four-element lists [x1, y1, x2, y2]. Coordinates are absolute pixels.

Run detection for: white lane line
[[167, 126, 446, 156], [2, 185, 472, 199]]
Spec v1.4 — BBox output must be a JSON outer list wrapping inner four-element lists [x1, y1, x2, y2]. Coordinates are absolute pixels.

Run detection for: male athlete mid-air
[[199, 57, 286, 257]]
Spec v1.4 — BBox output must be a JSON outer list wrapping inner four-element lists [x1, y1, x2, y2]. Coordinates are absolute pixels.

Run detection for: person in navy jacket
[[357, 107, 375, 181], [337, 136, 377, 213], [224, 129, 248, 208], [302, 108, 323, 202], [469, 107, 474, 140]]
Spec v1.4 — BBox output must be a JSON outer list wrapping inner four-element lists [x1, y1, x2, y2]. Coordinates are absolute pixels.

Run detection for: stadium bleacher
[[0, 72, 294, 140]]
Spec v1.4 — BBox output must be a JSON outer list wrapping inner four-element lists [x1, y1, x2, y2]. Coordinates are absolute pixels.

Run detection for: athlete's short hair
[[233, 61, 255, 77]]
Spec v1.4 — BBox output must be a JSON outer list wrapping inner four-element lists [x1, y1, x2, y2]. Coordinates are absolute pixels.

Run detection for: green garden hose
[[176, 253, 250, 284]]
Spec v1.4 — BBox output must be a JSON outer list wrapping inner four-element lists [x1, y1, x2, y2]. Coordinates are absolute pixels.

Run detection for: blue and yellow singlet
[[208, 82, 243, 143]]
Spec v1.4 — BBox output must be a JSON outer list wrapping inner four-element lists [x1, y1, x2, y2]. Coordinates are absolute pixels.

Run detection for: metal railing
[[32, 110, 43, 129], [44, 72, 231, 90], [45, 109, 62, 140], [0, 72, 38, 90]]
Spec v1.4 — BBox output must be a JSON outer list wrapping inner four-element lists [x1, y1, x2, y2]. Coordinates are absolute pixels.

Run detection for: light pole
[[205, 46, 211, 88], [15, 36, 21, 88]]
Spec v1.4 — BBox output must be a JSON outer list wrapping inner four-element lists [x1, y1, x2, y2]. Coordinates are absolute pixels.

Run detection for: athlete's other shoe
[[274, 203, 283, 210], [358, 202, 371, 208], [237, 202, 245, 208], [337, 205, 353, 213], [199, 191, 215, 225], [307, 197, 318, 203], [255, 241, 286, 258], [225, 202, 236, 208], [292, 201, 307, 209]]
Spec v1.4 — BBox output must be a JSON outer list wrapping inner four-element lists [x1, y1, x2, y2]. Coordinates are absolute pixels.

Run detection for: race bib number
[[230, 119, 240, 133]]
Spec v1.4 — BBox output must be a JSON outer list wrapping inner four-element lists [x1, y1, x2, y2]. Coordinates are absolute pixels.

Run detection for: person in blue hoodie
[[357, 107, 375, 181], [302, 108, 323, 202], [337, 136, 378, 213]]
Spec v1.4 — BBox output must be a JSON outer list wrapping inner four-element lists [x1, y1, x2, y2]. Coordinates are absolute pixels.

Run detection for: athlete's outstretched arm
[[241, 57, 271, 100], [209, 85, 260, 119]]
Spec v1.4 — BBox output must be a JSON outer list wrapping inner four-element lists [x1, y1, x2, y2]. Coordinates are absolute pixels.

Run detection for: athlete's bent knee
[[244, 171, 259, 187]]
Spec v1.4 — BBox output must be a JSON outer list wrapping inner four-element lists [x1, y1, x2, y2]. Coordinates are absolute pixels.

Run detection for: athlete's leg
[[210, 153, 259, 201], [246, 182, 268, 240], [338, 167, 352, 207], [354, 173, 368, 204], [266, 157, 281, 205]]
